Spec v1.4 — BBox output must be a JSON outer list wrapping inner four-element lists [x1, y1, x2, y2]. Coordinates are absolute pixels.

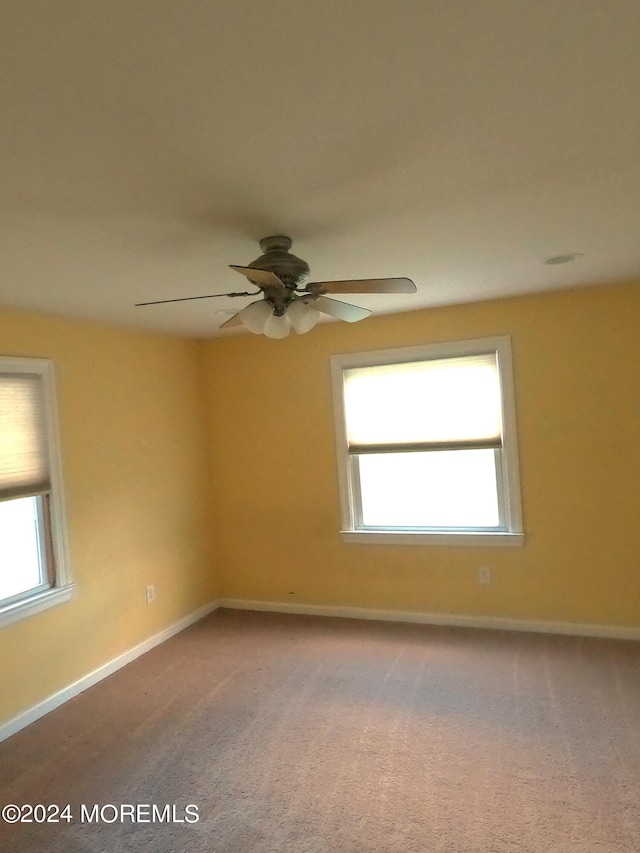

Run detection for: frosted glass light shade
[[287, 300, 320, 334], [263, 313, 290, 339], [239, 300, 273, 334]]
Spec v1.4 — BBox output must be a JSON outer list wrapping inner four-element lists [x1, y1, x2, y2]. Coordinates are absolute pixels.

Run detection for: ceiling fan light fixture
[[137, 236, 415, 338], [263, 312, 290, 339], [287, 299, 320, 334], [239, 299, 273, 333]]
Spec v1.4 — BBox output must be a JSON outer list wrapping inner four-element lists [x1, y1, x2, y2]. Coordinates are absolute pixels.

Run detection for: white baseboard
[[219, 597, 640, 642], [0, 598, 220, 743]]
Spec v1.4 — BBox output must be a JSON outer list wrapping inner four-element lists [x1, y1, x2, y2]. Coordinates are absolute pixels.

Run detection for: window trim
[[330, 336, 524, 546], [0, 356, 73, 627]]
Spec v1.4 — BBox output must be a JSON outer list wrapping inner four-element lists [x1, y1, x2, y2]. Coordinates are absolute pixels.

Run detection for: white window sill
[[0, 584, 75, 629], [341, 530, 525, 547]]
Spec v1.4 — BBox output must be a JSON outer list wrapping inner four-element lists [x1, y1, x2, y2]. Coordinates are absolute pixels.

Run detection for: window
[[331, 337, 524, 545], [0, 356, 72, 626]]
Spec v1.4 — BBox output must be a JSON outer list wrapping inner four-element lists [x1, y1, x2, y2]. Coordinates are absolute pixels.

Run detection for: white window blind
[[0, 373, 51, 502], [342, 352, 503, 453]]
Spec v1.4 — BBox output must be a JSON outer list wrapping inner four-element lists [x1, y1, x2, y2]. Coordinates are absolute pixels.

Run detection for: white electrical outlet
[[478, 566, 492, 585], [145, 584, 155, 603]]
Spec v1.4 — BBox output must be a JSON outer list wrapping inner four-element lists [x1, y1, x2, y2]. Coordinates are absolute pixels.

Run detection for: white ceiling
[[1, 1, 639, 338]]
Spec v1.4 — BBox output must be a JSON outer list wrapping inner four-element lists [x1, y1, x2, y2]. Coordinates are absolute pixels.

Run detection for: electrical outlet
[[145, 584, 155, 603], [478, 566, 492, 585]]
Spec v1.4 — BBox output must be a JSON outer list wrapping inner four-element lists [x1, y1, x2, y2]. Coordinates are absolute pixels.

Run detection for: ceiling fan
[[136, 235, 417, 338]]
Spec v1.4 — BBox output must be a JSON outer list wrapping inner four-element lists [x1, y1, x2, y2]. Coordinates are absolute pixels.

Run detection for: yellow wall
[[201, 280, 640, 628], [0, 308, 218, 725], [2, 279, 638, 728]]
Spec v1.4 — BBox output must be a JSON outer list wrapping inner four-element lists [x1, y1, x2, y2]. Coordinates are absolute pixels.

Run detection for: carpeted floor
[[1, 609, 639, 852]]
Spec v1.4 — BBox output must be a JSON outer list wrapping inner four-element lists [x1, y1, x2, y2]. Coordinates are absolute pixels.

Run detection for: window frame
[[0, 356, 73, 627], [330, 336, 524, 546]]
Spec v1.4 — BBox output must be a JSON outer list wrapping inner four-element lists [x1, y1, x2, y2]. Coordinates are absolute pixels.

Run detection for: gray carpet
[[1, 609, 639, 852]]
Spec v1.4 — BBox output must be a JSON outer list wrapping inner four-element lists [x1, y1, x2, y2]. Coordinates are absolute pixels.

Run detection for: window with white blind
[[0, 356, 72, 627], [330, 337, 524, 545]]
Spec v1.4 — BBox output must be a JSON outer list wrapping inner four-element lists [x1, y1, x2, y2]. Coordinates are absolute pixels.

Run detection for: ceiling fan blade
[[135, 290, 255, 306], [306, 277, 416, 295], [314, 296, 372, 323], [230, 265, 284, 290], [219, 312, 244, 329]]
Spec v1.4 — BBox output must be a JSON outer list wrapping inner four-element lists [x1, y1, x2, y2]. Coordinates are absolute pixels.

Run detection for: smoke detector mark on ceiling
[[544, 253, 585, 266]]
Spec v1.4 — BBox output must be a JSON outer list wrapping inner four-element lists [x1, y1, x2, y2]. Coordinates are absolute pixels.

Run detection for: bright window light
[[344, 354, 502, 448], [357, 449, 500, 528], [0, 496, 44, 601], [0, 355, 72, 627], [331, 337, 524, 544]]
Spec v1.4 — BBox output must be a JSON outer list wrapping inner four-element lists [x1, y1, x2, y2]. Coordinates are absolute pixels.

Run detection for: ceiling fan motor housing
[[249, 235, 311, 289]]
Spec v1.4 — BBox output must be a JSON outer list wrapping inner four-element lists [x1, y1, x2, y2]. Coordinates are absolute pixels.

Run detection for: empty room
[[1, 2, 639, 852]]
